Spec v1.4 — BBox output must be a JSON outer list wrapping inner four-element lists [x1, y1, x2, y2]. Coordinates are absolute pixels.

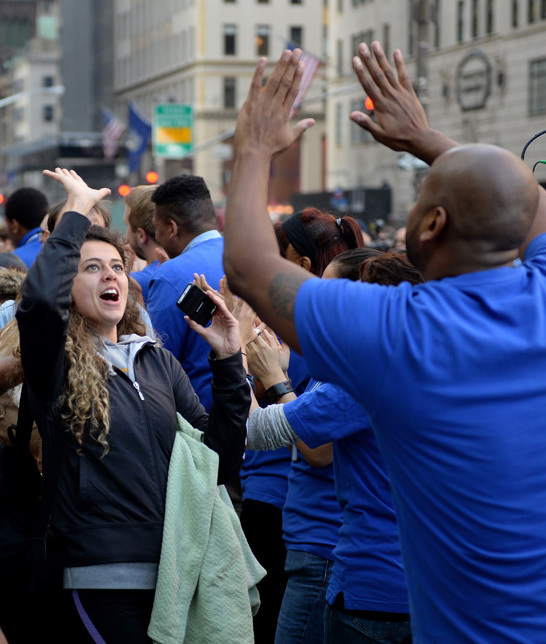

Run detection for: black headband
[[282, 211, 317, 266]]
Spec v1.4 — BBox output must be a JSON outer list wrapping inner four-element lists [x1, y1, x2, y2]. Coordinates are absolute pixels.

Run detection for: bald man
[[223, 43, 546, 642]]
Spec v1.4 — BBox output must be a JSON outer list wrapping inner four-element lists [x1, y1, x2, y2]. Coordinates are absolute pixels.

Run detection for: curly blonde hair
[[60, 226, 146, 456]]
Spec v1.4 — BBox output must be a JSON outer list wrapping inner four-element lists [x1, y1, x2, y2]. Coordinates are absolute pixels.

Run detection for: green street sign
[[153, 104, 194, 158]]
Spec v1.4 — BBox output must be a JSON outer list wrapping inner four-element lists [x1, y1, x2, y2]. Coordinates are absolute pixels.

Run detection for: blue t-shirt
[[285, 380, 408, 611], [240, 447, 291, 509], [130, 260, 160, 304], [13, 227, 42, 267], [294, 233, 546, 642], [147, 234, 223, 412], [282, 380, 342, 562]]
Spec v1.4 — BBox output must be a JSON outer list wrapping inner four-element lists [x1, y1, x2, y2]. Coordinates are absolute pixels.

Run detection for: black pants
[[60, 589, 155, 643], [240, 499, 288, 644]]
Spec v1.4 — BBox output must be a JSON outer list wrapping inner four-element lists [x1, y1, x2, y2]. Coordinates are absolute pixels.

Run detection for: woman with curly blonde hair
[[14, 169, 250, 643]]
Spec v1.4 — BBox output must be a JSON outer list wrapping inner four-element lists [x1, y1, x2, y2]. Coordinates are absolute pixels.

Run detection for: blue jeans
[[274, 549, 333, 644], [324, 603, 412, 644]]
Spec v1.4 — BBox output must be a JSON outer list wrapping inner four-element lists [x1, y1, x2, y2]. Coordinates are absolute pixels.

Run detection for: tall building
[[0, 0, 61, 197], [326, 0, 546, 225], [113, 0, 326, 208], [0, 0, 37, 71], [58, 0, 117, 191]]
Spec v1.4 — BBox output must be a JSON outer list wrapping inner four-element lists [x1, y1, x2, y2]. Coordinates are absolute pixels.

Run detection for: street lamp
[[0, 84, 65, 110]]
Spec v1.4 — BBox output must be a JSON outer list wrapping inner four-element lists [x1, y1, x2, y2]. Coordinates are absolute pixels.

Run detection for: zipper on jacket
[[133, 381, 145, 400], [114, 364, 163, 507]]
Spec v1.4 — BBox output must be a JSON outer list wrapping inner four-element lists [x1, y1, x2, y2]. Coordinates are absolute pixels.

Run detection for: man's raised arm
[[223, 49, 315, 352], [350, 42, 458, 164], [353, 42, 546, 253]]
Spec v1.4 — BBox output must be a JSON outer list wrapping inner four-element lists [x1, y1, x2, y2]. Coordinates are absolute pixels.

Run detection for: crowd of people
[[0, 38, 545, 644]]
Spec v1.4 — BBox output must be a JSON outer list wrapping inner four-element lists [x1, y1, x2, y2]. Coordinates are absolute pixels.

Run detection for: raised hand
[[234, 49, 316, 162], [350, 42, 457, 164], [43, 168, 111, 219]]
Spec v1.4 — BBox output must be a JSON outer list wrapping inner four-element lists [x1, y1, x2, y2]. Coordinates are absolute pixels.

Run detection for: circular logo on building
[[456, 51, 491, 111]]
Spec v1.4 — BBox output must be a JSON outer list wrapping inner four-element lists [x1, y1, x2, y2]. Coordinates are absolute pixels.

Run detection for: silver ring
[[253, 328, 262, 336]]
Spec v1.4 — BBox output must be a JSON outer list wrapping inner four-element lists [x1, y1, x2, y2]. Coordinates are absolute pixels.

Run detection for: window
[[351, 30, 373, 57], [486, 0, 494, 33], [529, 58, 546, 115], [223, 24, 236, 55], [256, 25, 269, 56], [382, 24, 390, 59], [257, 0, 269, 3], [335, 103, 343, 147], [457, 1, 465, 42], [336, 39, 343, 76], [432, 0, 441, 47], [528, 0, 537, 22], [408, 0, 415, 55], [291, 0, 303, 4], [43, 105, 54, 121], [541, 0, 546, 18], [337, 0, 343, 11], [512, 0, 519, 26], [290, 26, 303, 47], [350, 99, 372, 143], [42, 75, 54, 88], [224, 77, 236, 109], [471, 0, 479, 37]]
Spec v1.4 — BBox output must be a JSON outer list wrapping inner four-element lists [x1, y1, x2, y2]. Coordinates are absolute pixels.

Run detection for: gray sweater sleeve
[[247, 404, 300, 451]]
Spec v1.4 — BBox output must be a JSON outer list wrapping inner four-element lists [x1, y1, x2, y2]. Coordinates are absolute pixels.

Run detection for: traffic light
[[145, 171, 159, 184], [118, 184, 131, 197], [0, 193, 4, 206], [364, 96, 374, 114]]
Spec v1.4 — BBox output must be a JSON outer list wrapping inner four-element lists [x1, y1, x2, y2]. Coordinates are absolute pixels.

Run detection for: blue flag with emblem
[[127, 101, 152, 173]]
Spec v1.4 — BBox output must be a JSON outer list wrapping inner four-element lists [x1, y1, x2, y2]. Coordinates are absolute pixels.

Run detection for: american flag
[[102, 108, 125, 159], [287, 42, 323, 118]]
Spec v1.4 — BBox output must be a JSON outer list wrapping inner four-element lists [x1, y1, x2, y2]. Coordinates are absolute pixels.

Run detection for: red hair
[[274, 208, 364, 277]]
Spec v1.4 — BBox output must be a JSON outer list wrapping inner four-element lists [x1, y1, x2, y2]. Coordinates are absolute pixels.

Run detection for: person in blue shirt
[[4, 187, 48, 268], [241, 208, 364, 644], [222, 43, 546, 643], [147, 175, 224, 412], [247, 249, 418, 644], [123, 185, 164, 304]]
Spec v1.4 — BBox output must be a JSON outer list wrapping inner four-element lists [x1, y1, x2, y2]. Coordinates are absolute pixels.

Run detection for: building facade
[[113, 0, 326, 207], [326, 0, 546, 225], [0, 0, 61, 198]]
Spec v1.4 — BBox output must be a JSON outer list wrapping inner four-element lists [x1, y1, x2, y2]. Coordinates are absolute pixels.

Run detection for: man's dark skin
[[222, 42, 545, 352]]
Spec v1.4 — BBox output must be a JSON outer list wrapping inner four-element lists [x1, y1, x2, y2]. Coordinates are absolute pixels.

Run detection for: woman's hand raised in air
[[43, 168, 111, 222]]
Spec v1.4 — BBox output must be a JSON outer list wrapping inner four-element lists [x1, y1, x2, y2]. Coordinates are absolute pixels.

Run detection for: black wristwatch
[[264, 379, 294, 404]]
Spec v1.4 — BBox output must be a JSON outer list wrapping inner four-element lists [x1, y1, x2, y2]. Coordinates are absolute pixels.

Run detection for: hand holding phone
[[176, 283, 217, 326]]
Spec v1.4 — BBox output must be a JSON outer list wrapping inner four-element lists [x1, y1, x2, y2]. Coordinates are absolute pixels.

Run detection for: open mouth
[[100, 288, 119, 302]]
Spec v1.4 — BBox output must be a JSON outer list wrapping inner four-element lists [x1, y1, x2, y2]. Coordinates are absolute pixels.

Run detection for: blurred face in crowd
[[89, 208, 106, 228], [0, 236, 14, 253], [122, 204, 143, 258], [71, 240, 128, 342]]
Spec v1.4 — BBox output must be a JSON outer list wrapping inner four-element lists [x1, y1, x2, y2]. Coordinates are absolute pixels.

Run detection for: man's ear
[[300, 256, 312, 272], [168, 219, 178, 239], [419, 206, 447, 242], [136, 227, 147, 244]]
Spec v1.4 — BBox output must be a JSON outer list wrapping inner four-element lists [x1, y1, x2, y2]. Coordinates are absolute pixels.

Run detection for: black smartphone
[[176, 283, 217, 326]]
